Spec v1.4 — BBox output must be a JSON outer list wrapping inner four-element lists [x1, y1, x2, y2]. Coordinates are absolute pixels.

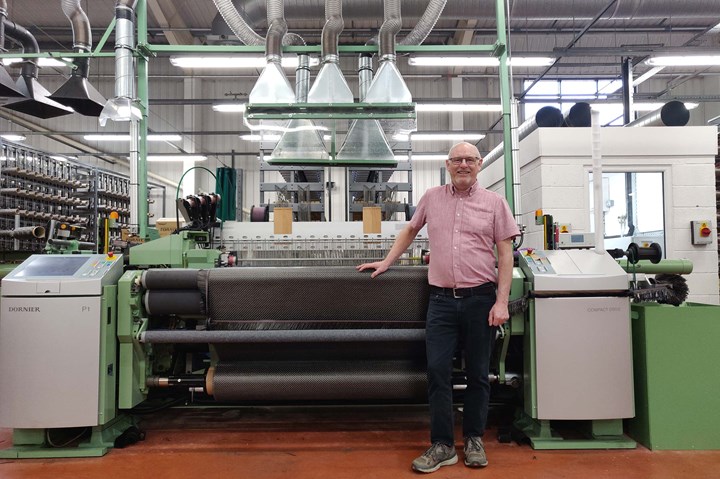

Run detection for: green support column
[[495, 0, 515, 212], [136, 0, 149, 239]]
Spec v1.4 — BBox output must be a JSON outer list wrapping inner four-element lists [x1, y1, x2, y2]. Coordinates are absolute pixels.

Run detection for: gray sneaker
[[463, 436, 488, 467], [411, 442, 458, 473]]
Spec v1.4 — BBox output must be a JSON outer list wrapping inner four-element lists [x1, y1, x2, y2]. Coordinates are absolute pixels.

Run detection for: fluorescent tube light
[[50, 155, 77, 162], [213, 103, 246, 113], [2, 58, 71, 67], [395, 154, 449, 161], [645, 55, 720, 67], [239, 134, 282, 141], [408, 56, 554, 67], [146, 155, 207, 162], [416, 103, 502, 112], [170, 56, 319, 69], [0, 134, 26, 142], [393, 132, 486, 141], [84, 134, 182, 142]]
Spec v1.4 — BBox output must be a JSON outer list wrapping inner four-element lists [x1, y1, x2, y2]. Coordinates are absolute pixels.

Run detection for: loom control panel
[[1, 254, 124, 296], [519, 249, 557, 275], [518, 249, 629, 292]]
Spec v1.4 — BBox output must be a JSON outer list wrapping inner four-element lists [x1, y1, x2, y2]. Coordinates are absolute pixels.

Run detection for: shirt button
[[454, 246, 457, 249]]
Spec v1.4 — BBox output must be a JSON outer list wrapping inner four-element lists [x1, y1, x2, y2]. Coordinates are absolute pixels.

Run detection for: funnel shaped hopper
[[307, 62, 354, 104], [269, 119, 330, 165], [337, 119, 397, 166], [0, 67, 24, 97], [2, 76, 74, 119], [249, 61, 296, 104], [49, 75, 107, 117]]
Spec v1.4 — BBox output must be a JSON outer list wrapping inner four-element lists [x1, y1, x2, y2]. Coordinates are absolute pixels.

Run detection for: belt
[[429, 283, 495, 298]]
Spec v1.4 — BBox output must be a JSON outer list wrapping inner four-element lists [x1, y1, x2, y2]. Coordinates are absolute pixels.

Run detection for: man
[[357, 142, 519, 473]]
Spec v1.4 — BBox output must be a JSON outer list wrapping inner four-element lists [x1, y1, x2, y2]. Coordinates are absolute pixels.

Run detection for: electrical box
[[690, 220, 713, 245]]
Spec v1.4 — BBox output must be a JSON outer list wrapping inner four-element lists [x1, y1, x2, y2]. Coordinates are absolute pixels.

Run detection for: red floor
[[1, 406, 719, 479]]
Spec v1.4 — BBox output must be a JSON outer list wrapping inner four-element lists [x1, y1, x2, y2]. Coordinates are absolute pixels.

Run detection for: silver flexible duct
[[398, 0, 446, 46], [379, 0, 401, 60], [265, 0, 287, 63], [321, 0, 344, 62], [212, 0, 263, 46], [61, 0, 91, 53]]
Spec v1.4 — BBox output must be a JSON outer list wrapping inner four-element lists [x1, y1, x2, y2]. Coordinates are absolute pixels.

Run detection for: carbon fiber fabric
[[206, 266, 429, 328], [142, 269, 202, 290], [212, 360, 427, 401]]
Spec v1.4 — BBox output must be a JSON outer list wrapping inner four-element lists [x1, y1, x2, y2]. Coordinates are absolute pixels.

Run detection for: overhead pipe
[[0, 0, 23, 97], [625, 100, 690, 127], [306, 0, 353, 104], [212, 0, 720, 31], [482, 106, 564, 166], [398, 0, 447, 46], [99, 0, 140, 127], [1, 19, 73, 118], [562, 101, 592, 127], [49, 0, 107, 116]]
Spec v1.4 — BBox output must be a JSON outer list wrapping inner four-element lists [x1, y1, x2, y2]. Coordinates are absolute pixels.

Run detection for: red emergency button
[[107, 252, 114, 259], [701, 227, 712, 237]]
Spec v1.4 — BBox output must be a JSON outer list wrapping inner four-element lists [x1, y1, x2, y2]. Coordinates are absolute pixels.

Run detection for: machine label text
[[586, 306, 622, 312], [7, 306, 40, 313]]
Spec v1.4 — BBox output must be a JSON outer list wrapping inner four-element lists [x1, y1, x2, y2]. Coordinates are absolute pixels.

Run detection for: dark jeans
[[425, 291, 496, 446]]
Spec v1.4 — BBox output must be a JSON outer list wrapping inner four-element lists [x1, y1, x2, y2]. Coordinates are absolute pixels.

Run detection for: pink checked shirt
[[409, 181, 520, 288]]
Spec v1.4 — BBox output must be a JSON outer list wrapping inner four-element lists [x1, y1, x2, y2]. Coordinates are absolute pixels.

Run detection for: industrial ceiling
[[1, 0, 719, 163]]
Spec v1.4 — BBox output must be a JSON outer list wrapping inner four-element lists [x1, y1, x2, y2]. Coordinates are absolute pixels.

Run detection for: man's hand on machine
[[356, 261, 389, 278], [488, 301, 510, 327]]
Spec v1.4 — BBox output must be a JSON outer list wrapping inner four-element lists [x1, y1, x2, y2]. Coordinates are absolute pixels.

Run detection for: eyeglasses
[[448, 156, 480, 166]]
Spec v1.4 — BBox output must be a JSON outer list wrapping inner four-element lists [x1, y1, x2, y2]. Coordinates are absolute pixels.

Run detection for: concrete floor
[[1, 405, 719, 479]]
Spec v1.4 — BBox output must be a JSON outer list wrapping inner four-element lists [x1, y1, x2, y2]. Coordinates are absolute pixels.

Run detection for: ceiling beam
[[147, 0, 194, 45]]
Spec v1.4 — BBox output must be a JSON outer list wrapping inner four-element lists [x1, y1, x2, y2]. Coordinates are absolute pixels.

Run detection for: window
[[523, 79, 625, 126], [589, 172, 665, 254]]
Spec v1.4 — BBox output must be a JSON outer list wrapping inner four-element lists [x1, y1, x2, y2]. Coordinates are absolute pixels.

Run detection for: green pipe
[[143, 44, 497, 55], [495, 0, 514, 213], [617, 259, 694, 275], [137, 0, 149, 239]]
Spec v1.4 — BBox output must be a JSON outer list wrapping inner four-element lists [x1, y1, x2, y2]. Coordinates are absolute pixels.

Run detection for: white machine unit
[[0, 254, 123, 428], [519, 249, 634, 420]]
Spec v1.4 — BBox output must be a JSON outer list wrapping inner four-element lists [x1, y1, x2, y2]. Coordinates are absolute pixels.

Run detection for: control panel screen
[[14, 256, 89, 278]]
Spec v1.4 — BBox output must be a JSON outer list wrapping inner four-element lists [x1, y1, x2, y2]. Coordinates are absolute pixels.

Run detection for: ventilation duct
[[625, 101, 690, 127], [338, 0, 409, 165], [99, 0, 141, 127], [247, 0, 295, 104], [49, 0, 106, 117], [482, 106, 565, 166], [270, 53, 329, 163], [212, 0, 720, 33], [1, 19, 74, 118], [562, 102, 592, 127], [307, 0, 353, 104], [0, 1, 24, 97], [397, 0, 447, 46]]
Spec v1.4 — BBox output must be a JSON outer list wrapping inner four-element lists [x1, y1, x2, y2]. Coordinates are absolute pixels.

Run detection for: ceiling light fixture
[[393, 132, 486, 142], [2, 58, 71, 68], [645, 55, 720, 67], [146, 155, 207, 162], [212, 103, 246, 113], [416, 103, 502, 112], [395, 154, 449, 161], [0, 133, 26, 142], [83, 134, 182, 142], [408, 56, 554, 67], [170, 56, 319, 69]]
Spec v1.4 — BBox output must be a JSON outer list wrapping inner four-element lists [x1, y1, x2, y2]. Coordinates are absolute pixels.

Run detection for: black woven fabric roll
[[142, 269, 202, 290], [206, 266, 429, 328], [141, 329, 426, 344], [143, 290, 205, 316], [212, 360, 427, 401]]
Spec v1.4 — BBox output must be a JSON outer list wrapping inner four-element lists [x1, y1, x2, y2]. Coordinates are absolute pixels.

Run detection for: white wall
[[479, 126, 719, 305]]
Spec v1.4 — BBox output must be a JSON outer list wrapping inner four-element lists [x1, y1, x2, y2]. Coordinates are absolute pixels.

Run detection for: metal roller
[[140, 328, 426, 344], [0, 226, 46, 239], [143, 290, 205, 316], [141, 269, 202, 290], [210, 360, 428, 401]]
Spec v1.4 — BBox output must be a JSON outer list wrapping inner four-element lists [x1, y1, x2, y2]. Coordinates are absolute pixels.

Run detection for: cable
[[173, 166, 219, 235], [46, 427, 89, 448]]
